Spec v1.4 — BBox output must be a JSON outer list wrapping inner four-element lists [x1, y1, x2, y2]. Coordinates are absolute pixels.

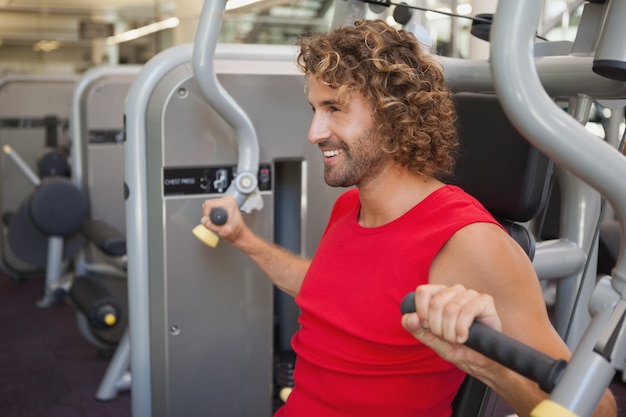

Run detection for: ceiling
[[0, 0, 334, 50], [0, 0, 586, 71]]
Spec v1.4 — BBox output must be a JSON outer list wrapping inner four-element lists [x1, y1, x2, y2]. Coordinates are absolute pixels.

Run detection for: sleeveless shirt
[[275, 185, 501, 417]]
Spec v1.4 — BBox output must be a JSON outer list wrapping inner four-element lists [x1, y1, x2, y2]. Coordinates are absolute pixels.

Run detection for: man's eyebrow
[[309, 99, 341, 107]]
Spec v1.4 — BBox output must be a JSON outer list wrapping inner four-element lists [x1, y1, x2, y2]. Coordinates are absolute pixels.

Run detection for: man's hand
[[200, 196, 247, 247], [401, 284, 501, 374]]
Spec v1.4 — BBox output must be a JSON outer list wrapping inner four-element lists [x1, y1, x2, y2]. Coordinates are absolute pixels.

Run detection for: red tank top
[[276, 185, 500, 417]]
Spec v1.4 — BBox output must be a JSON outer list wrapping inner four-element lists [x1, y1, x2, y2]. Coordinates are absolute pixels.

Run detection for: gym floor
[[1, 271, 625, 417]]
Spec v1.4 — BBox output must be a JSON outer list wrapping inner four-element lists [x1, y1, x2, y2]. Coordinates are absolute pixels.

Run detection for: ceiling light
[[106, 17, 180, 45], [33, 40, 60, 52], [456, 4, 472, 16], [226, 0, 264, 11]]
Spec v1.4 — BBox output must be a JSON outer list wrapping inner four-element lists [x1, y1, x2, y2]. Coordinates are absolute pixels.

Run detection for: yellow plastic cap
[[279, 387, 293, 403], [531, 400, 579, 417], [192, 224, 219, 248], [104, 313, 117, 326]]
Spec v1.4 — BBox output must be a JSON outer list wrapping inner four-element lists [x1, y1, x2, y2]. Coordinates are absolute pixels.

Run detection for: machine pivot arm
[[490, 1, 626, 416], [192, 0, 262, 211]]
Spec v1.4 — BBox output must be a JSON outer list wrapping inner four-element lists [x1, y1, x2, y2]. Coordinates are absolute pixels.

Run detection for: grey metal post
[[125, 43, 195, 417]]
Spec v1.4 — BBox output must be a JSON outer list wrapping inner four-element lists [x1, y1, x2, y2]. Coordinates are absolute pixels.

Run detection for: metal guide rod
[[192, 0, 260, 208], [2, 144, 41, 187]]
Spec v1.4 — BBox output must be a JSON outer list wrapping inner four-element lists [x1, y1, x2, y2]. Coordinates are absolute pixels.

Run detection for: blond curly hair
[[296, 19, 458, 178]]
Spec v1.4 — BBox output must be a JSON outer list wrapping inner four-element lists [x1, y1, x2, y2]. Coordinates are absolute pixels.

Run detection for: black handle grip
[[401, 292, 566, 393], [210, 207, 228, 225]]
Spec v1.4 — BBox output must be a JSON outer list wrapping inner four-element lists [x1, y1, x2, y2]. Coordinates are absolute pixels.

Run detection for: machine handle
[[192, 0, 260, 208], [401, 291, 567, 392], [209, 207, 228, 226], [193, 208, 229, 248], [190, 0, 262, 246]]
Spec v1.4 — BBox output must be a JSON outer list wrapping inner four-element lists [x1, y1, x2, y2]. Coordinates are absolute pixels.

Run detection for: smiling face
[[296, 20, 459, 181], [306, 76, 391, 188]]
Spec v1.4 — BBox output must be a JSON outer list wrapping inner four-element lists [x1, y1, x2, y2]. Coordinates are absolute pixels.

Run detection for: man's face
[[306, 77, 390, 188]]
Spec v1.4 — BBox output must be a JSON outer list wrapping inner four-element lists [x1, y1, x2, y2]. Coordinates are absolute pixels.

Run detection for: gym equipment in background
[[2, 67, 138, 400], [2, 144, 87, 307], [68, 65, 140, 400], [0, 74, 77, 280]]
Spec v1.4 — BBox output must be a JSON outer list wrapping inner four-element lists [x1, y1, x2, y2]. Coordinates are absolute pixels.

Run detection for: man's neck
[[356, 167, 443, 228]]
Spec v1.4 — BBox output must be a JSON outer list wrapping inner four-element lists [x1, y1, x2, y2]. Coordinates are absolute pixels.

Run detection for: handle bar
[[401, 292, 567, 393]]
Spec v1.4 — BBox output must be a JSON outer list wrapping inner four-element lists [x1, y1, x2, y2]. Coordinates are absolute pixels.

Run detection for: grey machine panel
[[139, 48, 341, 416]]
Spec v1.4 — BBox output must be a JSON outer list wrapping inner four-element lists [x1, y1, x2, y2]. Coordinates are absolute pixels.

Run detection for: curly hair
[[296, 19, 458, 178]]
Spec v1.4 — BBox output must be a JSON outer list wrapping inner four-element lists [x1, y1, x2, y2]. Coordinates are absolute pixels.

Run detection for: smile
[[323, 149, 342, 157]]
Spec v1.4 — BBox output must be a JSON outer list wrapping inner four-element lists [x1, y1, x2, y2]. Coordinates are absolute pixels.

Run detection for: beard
[[323, 127, 390, 188]]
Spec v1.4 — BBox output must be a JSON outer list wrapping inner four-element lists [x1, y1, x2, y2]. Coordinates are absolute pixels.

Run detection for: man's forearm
[[233, 228, 310, 297]]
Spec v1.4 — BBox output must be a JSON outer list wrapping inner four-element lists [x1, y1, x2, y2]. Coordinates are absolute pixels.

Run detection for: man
[[200, 19, 616, 417]]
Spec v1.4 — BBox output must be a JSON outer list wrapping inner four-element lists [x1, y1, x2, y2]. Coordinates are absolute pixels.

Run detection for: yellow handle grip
[[531, 400, 579, 417], [192, 224, 219, 248]]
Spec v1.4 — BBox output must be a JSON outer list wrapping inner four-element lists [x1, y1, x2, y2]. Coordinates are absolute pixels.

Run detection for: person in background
[[201, 19, 617, 417]]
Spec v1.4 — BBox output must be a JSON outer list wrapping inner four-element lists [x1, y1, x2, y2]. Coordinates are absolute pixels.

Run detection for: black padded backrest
[[450, 92, 553, 223], [500, 220, 536, 260], [448, 93, 550, 417]]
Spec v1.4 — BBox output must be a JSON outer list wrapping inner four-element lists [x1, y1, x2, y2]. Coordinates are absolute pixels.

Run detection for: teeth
[[323, 150, 341, 157]]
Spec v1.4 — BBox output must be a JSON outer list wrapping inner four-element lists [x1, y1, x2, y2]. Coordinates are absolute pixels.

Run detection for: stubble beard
[[323, 128, 390, 188]]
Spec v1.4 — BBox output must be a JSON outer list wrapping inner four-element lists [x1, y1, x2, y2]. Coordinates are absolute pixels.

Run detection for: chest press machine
[[489, 1, 626, 416], [122, 1, 626, 417], [124, 1, 342, 415], [397, 0, 626, 415]]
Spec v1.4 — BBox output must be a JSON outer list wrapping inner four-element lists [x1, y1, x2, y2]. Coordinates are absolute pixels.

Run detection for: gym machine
[[488, 0, 626, 415], [391, 0, 626, 415], [0, 74, 77, 282], [68, 65, 140, 400], [123, 0, 626, 416], [1, 67, 138, 401], [124, 1, 341, 415]]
